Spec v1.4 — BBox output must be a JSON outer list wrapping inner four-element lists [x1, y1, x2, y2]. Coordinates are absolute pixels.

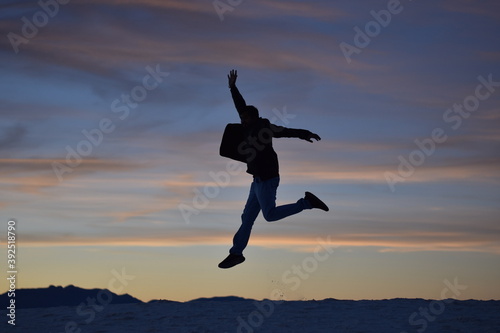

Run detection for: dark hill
[[1, 285, 143, 309]]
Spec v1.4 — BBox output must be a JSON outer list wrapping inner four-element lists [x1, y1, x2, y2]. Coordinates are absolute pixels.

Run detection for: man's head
[[240, 105, 259, 127]]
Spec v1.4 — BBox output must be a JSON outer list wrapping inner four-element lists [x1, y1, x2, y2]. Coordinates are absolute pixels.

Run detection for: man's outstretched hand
[[303, 132, 321, 143], [228, 69, 237, 88]]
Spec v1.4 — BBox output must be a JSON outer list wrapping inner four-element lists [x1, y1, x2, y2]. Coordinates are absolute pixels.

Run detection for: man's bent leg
[[230, 179, 261, 255], [256, 176, 311, 222]]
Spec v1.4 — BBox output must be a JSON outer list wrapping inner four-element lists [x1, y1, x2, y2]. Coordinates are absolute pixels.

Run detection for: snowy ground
[[2, 298, 499, 333]]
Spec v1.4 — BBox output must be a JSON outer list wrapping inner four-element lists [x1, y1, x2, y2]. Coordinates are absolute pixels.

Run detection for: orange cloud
[[15, 223, 500, 255], [0, 157, 148, 195]]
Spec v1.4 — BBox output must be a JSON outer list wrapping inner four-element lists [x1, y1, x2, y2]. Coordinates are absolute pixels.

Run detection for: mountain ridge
[[1, 285, 142, 309], [2, 285, 496, 310]]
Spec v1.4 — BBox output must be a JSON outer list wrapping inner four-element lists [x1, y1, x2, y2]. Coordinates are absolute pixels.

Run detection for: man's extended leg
[[219, 179, 261, 268], [230, 180, 261, 255], [255, 176, 312, 222]]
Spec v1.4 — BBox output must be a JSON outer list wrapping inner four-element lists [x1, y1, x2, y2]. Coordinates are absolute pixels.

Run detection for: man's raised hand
[[228, 69, 238, 88]]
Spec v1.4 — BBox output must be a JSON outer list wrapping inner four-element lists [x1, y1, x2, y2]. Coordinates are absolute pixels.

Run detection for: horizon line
[[3, 284, 499, 303]]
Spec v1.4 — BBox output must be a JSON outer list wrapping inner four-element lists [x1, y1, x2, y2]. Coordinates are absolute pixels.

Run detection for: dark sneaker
[[218, 254, 246, 269], [305, 192, 329, 211]]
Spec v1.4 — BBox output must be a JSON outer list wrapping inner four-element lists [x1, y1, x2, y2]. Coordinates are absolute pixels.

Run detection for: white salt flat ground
[[2, 298, 500, 333]]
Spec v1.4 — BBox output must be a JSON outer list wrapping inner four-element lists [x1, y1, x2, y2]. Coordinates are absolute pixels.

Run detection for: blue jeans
[[230, 176, 312, 255]]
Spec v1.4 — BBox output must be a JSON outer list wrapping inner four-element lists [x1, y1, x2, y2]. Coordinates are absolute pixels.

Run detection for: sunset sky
[[1, 0, 499, 303]]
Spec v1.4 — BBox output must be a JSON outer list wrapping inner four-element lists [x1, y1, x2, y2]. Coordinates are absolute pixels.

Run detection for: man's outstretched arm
[[228, 69, 247, 115], [271, 123, 321, 143]]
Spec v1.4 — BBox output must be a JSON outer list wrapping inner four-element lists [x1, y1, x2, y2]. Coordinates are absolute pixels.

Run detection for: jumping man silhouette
[[218, 70, 329, 269]]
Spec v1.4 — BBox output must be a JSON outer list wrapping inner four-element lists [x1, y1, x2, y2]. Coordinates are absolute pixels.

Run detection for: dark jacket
[[228, 85, 312, 180]]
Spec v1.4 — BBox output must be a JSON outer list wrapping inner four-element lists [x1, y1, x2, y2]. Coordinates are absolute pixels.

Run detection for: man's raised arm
[[228, 69, 247, 115]]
